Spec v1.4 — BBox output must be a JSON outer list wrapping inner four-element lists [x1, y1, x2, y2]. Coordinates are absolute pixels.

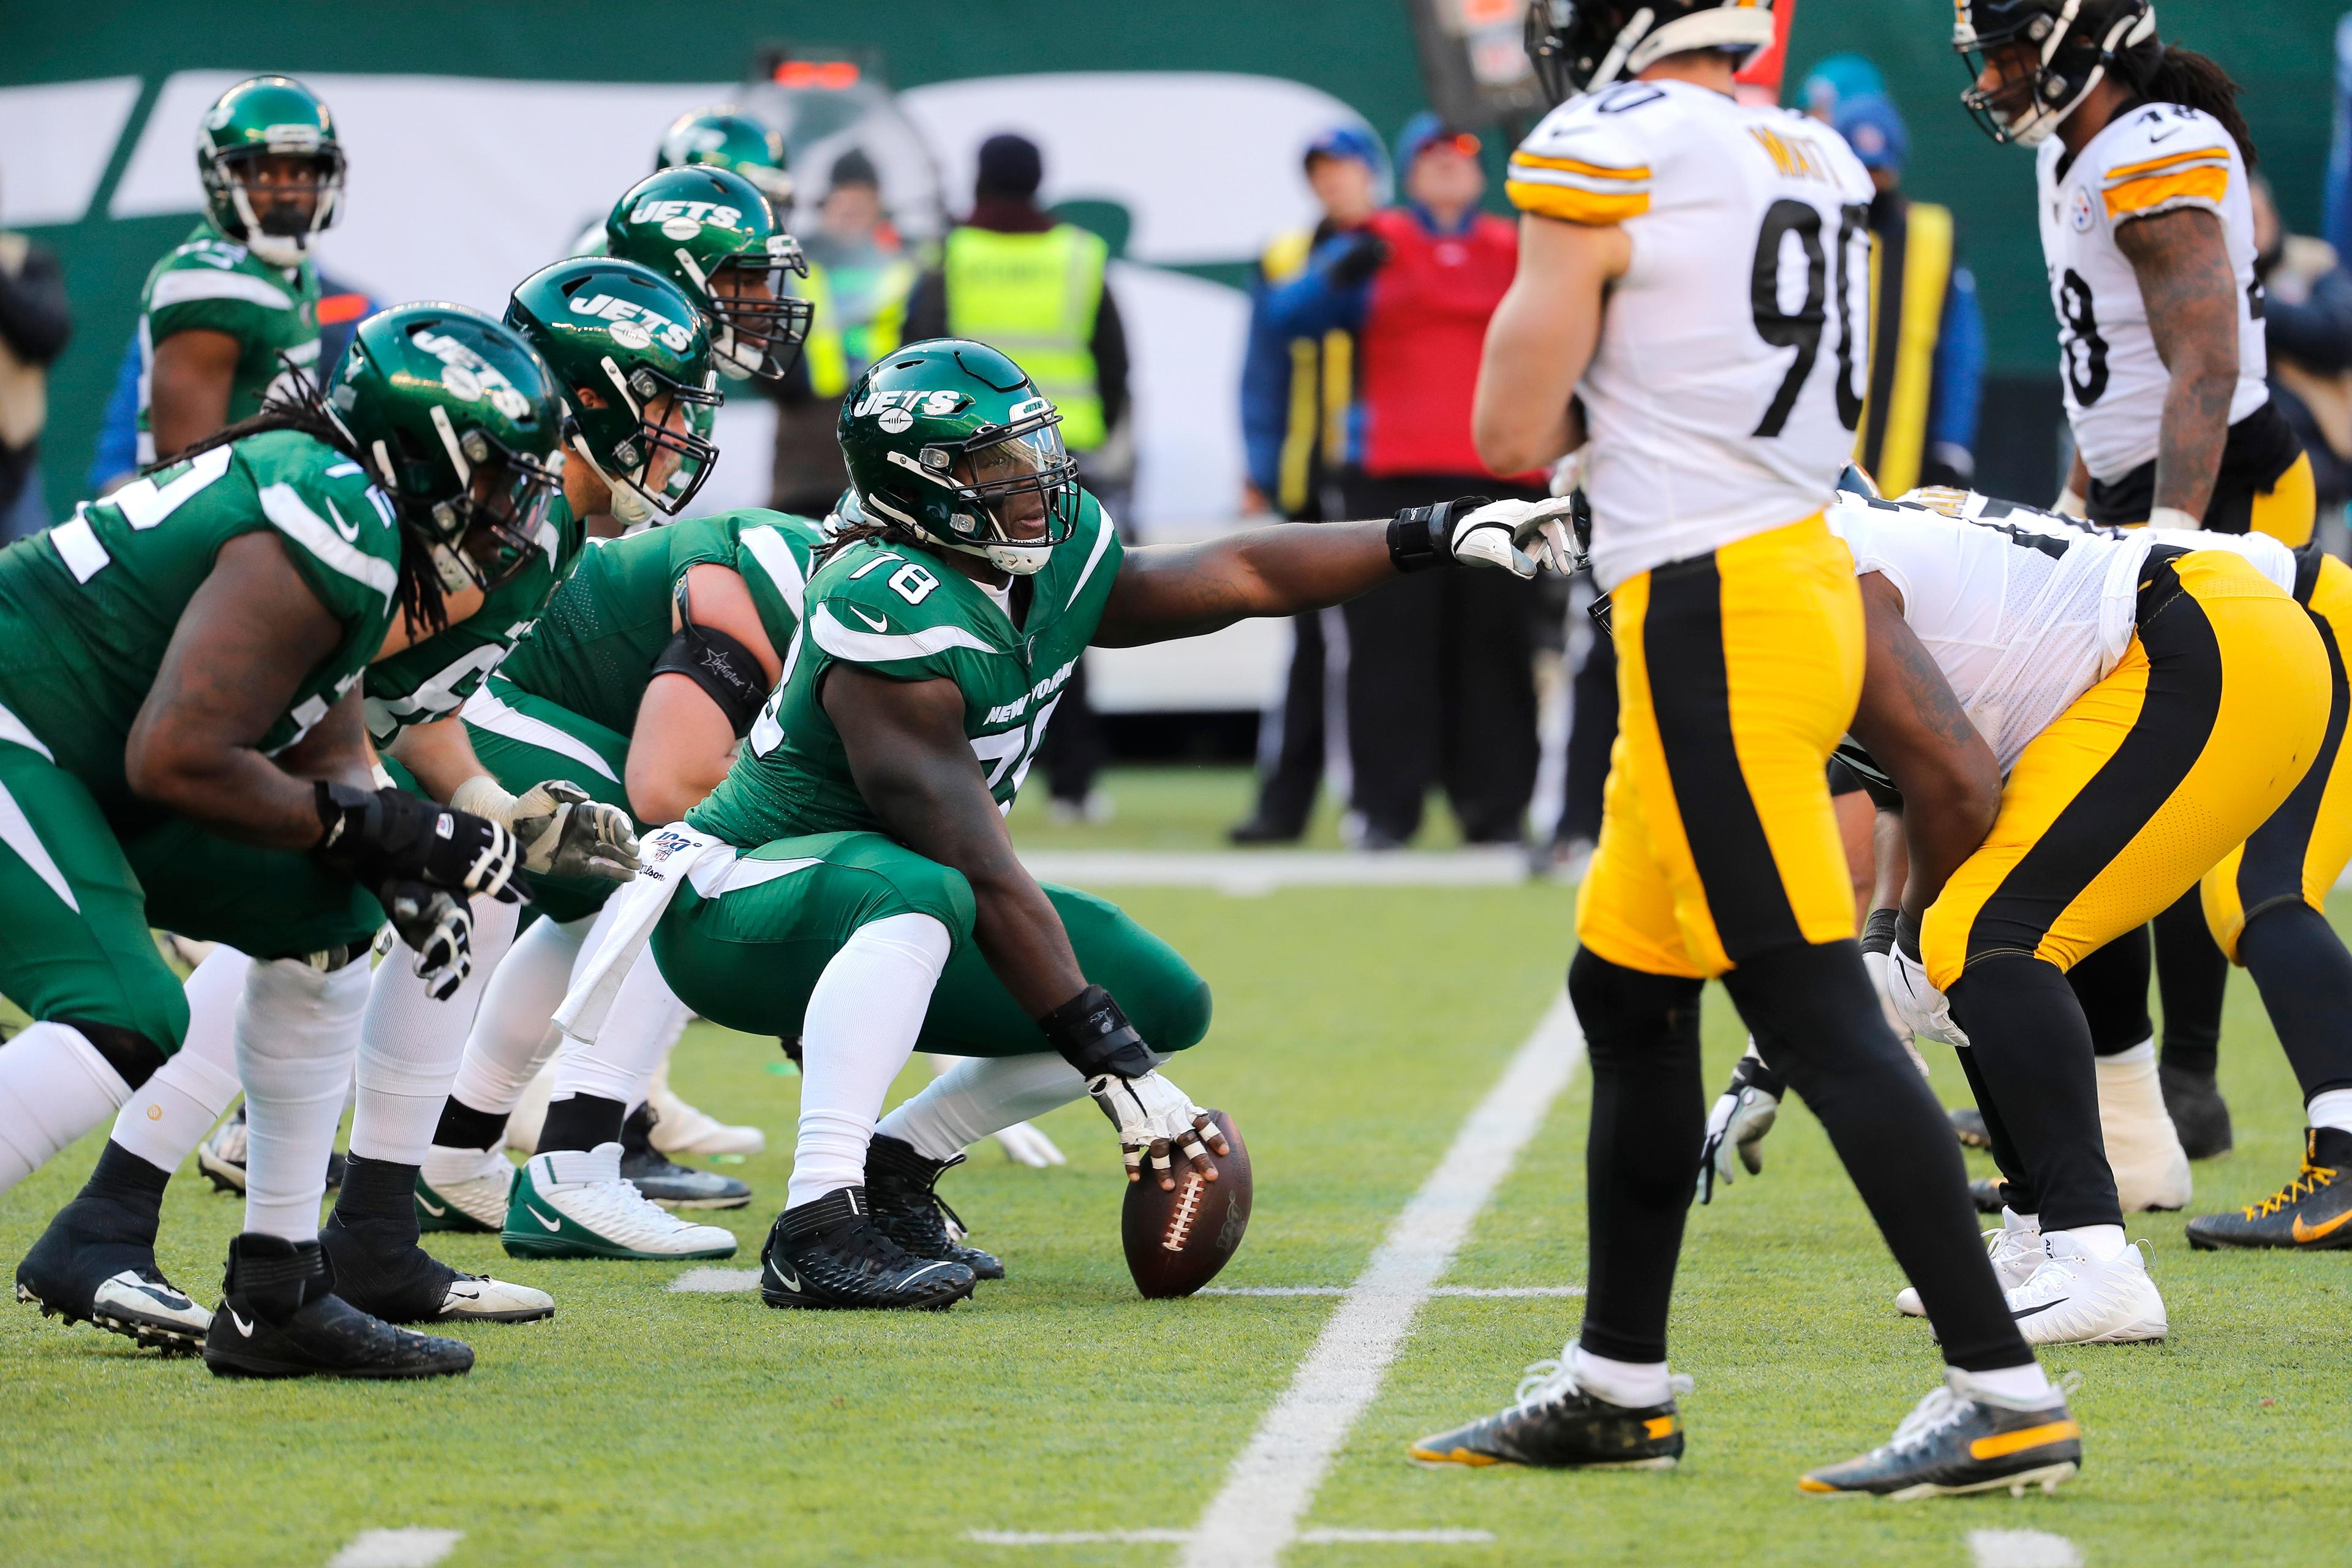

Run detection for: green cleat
[[499, 1143, 737, 1261]]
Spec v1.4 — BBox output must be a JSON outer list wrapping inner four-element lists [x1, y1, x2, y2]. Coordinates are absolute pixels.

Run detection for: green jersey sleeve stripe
[[737, 524, 808, 612], [0, 698, 58, 763], [461, 684, 623, 783], [257, 483, 398, 602], [809, 604, 997, 664], [0, 772, 82, 913], [1065, 503, 1115, 608], [149, 268, 294, 312]]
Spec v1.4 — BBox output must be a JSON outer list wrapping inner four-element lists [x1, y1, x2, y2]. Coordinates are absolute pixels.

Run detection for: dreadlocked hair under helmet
[[2122, 41, 2256, 164], [148, 367, 452, 640], [814, 513, 929, 568]]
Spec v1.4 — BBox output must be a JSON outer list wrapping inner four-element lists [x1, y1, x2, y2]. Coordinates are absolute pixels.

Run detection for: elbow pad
[[1038, 984, 1156, 1079], [652, 581, 771, 738]]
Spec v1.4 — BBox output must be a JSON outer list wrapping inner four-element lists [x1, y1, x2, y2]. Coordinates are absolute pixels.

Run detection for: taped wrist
[[1385, 496, 1490, 573], [653, 581, 769, 737], [1861, 907, 1901, 958], [449, 774, 519, 828], [1038, 985, 1155, 1079]]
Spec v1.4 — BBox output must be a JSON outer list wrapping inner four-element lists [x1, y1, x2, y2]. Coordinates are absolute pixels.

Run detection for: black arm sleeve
[[650, 580, 772, 738]]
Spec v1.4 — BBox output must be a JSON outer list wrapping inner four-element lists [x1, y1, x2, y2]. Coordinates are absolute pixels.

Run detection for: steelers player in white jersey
[[1958, 0, 2352, 1248], [1411, 1, 2075, 1499]]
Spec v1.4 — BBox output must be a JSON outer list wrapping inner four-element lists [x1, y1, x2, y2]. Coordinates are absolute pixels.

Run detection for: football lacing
[[1161, 1173, 1205, 1253]]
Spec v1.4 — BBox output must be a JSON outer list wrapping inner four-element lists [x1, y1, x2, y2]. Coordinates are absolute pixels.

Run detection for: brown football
[[1121, 1109, 1253, 1299]]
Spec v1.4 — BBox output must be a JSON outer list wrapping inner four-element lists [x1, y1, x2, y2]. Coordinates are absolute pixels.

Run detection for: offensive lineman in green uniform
[[138, 75, 342, 467], [552, 339, 1576, 1308], [0, 304, 557, 1377]]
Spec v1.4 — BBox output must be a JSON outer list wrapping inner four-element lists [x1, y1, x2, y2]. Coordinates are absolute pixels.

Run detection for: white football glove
[[511, 779, 641, 883], [1087, 1069, 1224, 1186], [1888, 946, 1969, 1048], [1449, 496, 1585, 579], [1860, 947, 1935, 1076], [381, 882, 475, 1003], [1697, 1042, 1781, 1203]]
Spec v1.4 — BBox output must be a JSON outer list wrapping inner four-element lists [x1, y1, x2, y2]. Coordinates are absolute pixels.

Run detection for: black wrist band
[[1893, 911, 1924, 964], [1861, 907, 1901, 957], [1386, 496, 1489, 573], [1037, 984, 1155, 1079]]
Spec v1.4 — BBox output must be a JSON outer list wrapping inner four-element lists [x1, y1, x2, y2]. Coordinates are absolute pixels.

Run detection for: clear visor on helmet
[[947, 413, 1080, 551], [703, 243, 815, 385]]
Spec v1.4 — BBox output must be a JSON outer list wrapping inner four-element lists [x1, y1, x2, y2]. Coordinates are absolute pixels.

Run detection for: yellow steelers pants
[[1922, 549, 2329, 990], [2203, 551, 2352, 961], [2249, 450, 2318, 548], [1576, 515, 1863, 979]]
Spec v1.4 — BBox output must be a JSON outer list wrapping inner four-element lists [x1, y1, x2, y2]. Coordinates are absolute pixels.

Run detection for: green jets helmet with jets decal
[[197, 75, 346, 268], [837, 338, 1082, 577], [657, 105, 793, 205], [325, 302, 565, 592], [505, 257, 723, 526], [604, 165, 813, 386]]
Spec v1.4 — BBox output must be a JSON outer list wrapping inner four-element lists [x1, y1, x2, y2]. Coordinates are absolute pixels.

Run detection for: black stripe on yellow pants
[[2203, 551, 2352, 960], [1574, 516, 1863, 979], [1923, 549, 2330, 989]]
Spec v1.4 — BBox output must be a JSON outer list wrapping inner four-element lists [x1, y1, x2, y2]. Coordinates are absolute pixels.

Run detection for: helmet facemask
[[206, 141, 345, 266], [575, 357, 723, 527], [1956, 0, 2157, 147], [871, 404, 1081, 577], [684, 237, 814, 385], [1523, 1, 1776, 105], [410, 413, 564, 593]]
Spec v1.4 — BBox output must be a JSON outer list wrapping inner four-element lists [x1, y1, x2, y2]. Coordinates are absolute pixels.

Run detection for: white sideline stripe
[[668, 1266, 761, 1292], [1969, 1529, 2084, 1568], [1016, 848, 1532, 891], [1201, 1285, 1583, 1298], [1182, 995, 1585, 1568], [326, 1528, 464, 1568], [968, 1530, 1493, 1547]]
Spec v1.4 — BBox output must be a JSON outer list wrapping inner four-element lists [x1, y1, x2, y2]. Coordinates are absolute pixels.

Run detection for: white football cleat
[[2004, 1234, 2168, 1344], [648, 1069, 765, 1158], [1898, 1207, 2042, 1316], [92, 1268, 214, 1346], [435, 1272, 556, 1322], [417, 1145, 519, 1234], [500, 1143, 738, 1261], [992, 1120, 1066, 1168], [2097, 1044, 2192, 1211]]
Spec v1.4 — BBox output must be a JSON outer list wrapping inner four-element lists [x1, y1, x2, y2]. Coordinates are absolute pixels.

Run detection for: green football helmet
[[838, 339, 1080, 577], [197, 75, 345, 268], [604, 165, 812, 386], [657, 106, 793, 205], [505, 256, 722, 525], [325, 303, 564, 591]]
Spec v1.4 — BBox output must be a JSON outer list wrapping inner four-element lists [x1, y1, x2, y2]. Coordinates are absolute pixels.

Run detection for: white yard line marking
[[1181, 996, 1585, 1568], [1968, 1529, 2084, 1568], [667, 1266, 761, 1292], [1018, 848, 1533, 894], [326, 1528, 464, 1568], [968, 1529, 1493, 1547], [1200, 1285, 1582, 1298]]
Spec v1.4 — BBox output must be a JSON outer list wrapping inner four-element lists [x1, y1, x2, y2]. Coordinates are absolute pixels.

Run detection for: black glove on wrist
[[1387, 496, 1492, 573], [1727, 1047, 1785, 1104], [312, 781, 520, 902], [1038, 984, 1156, 1079]]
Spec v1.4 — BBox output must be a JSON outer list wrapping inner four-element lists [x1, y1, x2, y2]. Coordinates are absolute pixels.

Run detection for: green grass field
[[2, 767, 2346, 1566]]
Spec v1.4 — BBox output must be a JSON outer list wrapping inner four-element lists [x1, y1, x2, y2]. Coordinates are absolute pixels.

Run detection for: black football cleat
[[1799, 1382, 2079, 1498], [865, 1134, 1005, 1281], [320, 1166, 554, 1325], [15, 1142, 208, 1352], [2160, 1065, 2233, 1160], [2186, 1128, 2352, 1250], [1408, 1360, 1684, 1470], [1950, 1106, 1991, 1149], [619, 1104, 750, 1210], [1970, 1178, 2007, 1215], [202, 1233, 473, 1379], [759, 1186, 975, 1311]]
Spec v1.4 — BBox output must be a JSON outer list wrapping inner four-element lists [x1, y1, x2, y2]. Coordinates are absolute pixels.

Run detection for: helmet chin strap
[[571, 430, 657, 526]]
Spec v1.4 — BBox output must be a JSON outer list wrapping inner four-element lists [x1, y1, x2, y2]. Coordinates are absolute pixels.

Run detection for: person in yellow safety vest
[[769, 151, 921, 516], [1831, 92, 1986, 494], [904, 130, 1133, 823]]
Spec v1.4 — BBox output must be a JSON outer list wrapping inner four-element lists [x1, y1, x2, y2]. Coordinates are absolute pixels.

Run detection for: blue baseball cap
[[1801, 53, 1887, 118], [1304, 124, 1382, 172], [1395, 111, 1480, 174], [1833, 92, 1909, 175]]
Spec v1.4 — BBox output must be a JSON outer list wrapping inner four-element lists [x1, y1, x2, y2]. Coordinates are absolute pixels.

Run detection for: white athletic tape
[[1182, 995, 1585, 1568], [1969, 1530, 2084, 1568], [326, 1528, 464, 1568]]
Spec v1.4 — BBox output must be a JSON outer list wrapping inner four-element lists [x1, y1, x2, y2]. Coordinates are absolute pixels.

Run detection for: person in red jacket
[[1262, 113, 1548, 846]]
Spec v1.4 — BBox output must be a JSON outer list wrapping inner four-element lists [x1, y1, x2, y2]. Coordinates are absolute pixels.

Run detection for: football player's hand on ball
[[512, 779, 641, 884], [1087, 1069, 1231, 1189], [1698, 1044, 1782, 1204], [1449, 496, 1586, 579]]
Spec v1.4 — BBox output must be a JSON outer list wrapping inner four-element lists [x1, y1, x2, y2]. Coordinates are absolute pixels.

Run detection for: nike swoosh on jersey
[[2291, 1207, 2352, 1243], [851, 607, 889, 633], [325, 497, 361, 542]]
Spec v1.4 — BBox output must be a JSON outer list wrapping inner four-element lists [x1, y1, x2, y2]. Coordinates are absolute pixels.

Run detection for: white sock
[[0, 1022, 132, 1194], [549, 943, 689, 1107], [2049, 1223, 2128, 1263], [878, 1052, 1087, 1163], [445, 911, 590, 1120], [110, 947, 249, 1173], [786, 913, 952, 1210], [352, 894, 519, 1164], [1569, 1344, 1673, 1409], [236, 955, 368, 1242], [2100, 1036, 2154, 1067], [1948, 1360, 2056, 1410], [2005, 1207, 2040, 1232], [2306, 1087, 2352, 1136]]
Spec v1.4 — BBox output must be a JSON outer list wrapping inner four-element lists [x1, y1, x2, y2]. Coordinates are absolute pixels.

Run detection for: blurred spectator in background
[[1832, 92, 1985, 492], [1261, 113, 1545, 848], [2250, 172, 2352, 548], [907, 131, 1131, 822], [1802, 53, 1888, 124], [771, 149, 918, 516], [1229, 124, 1384, 846], [0, 199, 71, 545]]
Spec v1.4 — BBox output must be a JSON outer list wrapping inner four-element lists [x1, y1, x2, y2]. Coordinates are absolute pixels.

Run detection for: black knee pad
[[53, 1017, 172, 1092], [1567, 947, 1703, 1073]]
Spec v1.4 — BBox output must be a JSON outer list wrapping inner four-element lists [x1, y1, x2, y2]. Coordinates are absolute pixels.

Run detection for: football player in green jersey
[[138, 75, 344, 466], [1, 303, 561, 1377], [554, 339, 1576, 1308], [601, 164, 814, 390]]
